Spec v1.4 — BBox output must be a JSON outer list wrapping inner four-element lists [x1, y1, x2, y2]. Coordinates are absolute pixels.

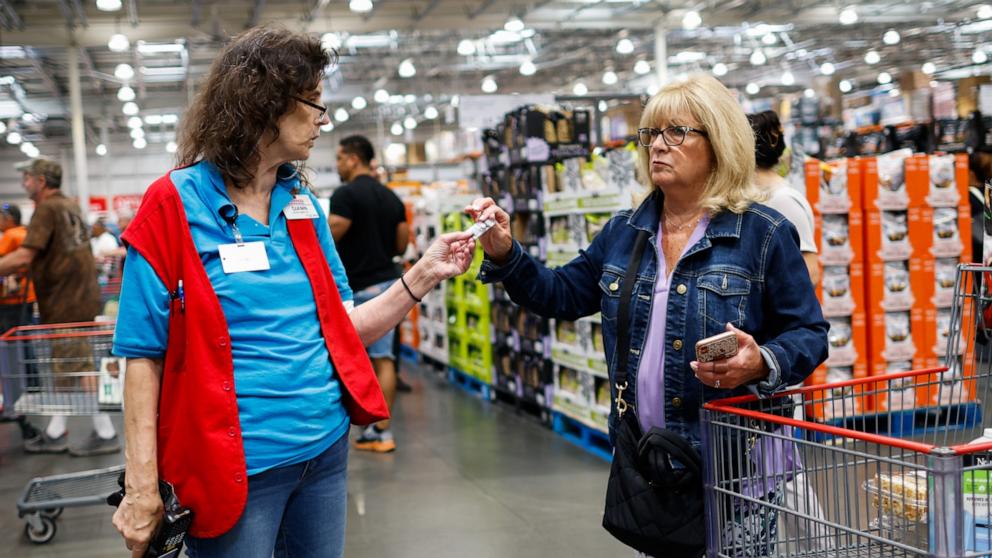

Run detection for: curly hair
[[177, 26, 334, 187], [747, 110, 786, 170]]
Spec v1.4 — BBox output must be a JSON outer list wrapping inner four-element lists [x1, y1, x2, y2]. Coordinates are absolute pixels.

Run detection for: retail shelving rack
[[412, 188, 451, 367]]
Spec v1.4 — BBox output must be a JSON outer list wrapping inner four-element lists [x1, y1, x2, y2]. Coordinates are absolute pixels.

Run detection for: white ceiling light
[[682, 10, 702, 30], [6, 131, 21, 145], [820, 62, 836, 76], [351, 96, 367, 110], [865, 50, 881, 65], [974, 49, 989, 64], [762, 33, 777, 46], [520, 59, 537, 76], [320, 122, 335, 132], [321, 33, 341, 50], [746, 82, 760, 95], [883, 29, 901, 45], [374, 89, 390, 103], [404, 94, 416, 103], [95, 144, 107, 156], [166, 141, 178, 154], [391, 122, 404, 135], [424, 106, 439, 119], [979, 4, 992, 19], [404, 116, 418, 130], [398, 59, 416, 78], [922, 62, 937, 75], [877, 71, 892, 84], [96, 0, 122, 11], [750, 49, 767, 65], [804, 88, 816, 98], [108, 33, 130, 52], [504, 17, 525, 32], [839, 6, 858, 25], [349, 0, 373, 13], [18, 142, 33, 154], [0, 121, 6, 133], [162, 114, 178, 124], [122, 102, 139, 115], [144, 114, 163, 125], [634, 60, 651, 75], [889, 88, 902, 97], [127, 116, 143, 129], [781, 71, 795, 86], [117, 85, 135, 102], [450, 95, 460, 107], [130, 128, 145, 139], [616, 38, 635, 55], [712, 62, 728, 76], [573, 82, 588, 95], [334, 108, 350, 122], [481, 76, 498, 93], [647, 82, 660, 96], [114, 63, 134, 80], [839, 79, 853, 92], [598, 100, 608, 112], [602, 70, 618, 85], [133, 137, 147, 149], [457, 39, 476, 56]]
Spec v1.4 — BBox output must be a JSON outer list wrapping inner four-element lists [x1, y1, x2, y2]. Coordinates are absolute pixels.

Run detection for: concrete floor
[[0, 363, 627, 557]]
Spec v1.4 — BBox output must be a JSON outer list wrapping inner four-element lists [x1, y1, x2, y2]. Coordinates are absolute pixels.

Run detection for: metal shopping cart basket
[[701, 264, 992, 557], [0, 322, 125, 544]]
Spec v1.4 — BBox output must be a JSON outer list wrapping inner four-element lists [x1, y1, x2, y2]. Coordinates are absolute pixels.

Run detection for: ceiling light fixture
[[96, 0, 122, 11], [883, 29, 901, 45], [804, 88, 816, 98], [334, 108, 350, 122], [130, 128, 145, 139], [762, 33, 777, 46], [504, 17, 525, 32], [404, 94, 416, 103], [404, 116, 418, 129], [877, 71, 892, 84], [374, 89, 390, 103], [133, 137, 147, 149], [602, 70, 618, 85], [820, 62, 836, 75], [839, 6, 858, 25], [979, 4, 992, 19], [108, 33, 130, 52], [457, 39, 476, 56], [598, 100, 608, 112], [839, 79, 853, 92], [6, 131, 21, 145], [634, 60, 651, 75], [96, 144, 108, 156], [321, 33, 342, 50], [865, 50, 880, 65], [0, 121, 6, 134], [746, 82, 760, 95], [712, 62, 728, 76], [573, 82, 588, 95], [162, 114, 178, 124], [117, 86, 135, 102], [520, 59, 537, 76], [889, 88, 902, 97], [391, 122, 403, 135], [114, 63, 134, 81], [616, 38, 634, 54], [682, 10, 702, 30], [321, 122, 335, 132], [122, 102, 139, 115], [922, 62, 936, 75], [19, 142, 34, 154], [166, 141, 178, 153], [352, 96, 367, 110], [127, 116, 143, 128], [398, 59, 416, 78], [750, 49, 767, 65], [145, 115, 163, 125], [781, 71, 795, 86], [451, 95, 460, 108], [481, 76, 498, 93], [975, 49, 989, 64], [349, 0, 373, 13], [424, 106, 439, 119]]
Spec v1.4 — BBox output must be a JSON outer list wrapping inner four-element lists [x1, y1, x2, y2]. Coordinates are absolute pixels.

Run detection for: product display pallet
[[491, 383, 552, 425], [551, 411, 612, 462], [448, 366, 494, 401], [803, 402, 983, 443]]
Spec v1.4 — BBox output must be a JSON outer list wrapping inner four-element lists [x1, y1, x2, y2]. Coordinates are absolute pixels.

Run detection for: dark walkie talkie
[[108, 472, 194, 558]]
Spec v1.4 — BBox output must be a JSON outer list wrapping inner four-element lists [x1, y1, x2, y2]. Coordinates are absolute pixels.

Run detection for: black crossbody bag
[[601, 230, 706, 558]]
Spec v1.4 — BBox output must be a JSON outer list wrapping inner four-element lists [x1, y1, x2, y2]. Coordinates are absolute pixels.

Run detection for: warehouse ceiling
[[0, 0, 990, 156]]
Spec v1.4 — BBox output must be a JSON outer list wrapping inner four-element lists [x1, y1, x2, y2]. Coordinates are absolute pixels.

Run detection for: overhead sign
[[458, 94, 556, 131]]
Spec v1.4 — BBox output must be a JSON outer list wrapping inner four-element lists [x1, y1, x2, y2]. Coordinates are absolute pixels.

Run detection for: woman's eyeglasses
[[291, 95, 328, 121], [637, 126, 708, 147]]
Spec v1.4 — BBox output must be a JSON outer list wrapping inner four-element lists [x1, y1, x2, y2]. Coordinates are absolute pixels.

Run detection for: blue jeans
[[353, 279, 396, 359], [185, 433, 349, 558]]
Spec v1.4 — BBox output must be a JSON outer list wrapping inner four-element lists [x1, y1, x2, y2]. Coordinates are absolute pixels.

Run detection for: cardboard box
[[806, 158, 861, 214], [925, 153, 969, 207], [915, 355, 977, 408], [816, 211, 864, 265], [866, 258, 921, 314], [870, 357, 928, 412], [862, 152, 929, 211], [817, 261, 865, 317], [865, 207, 931, 262], [826, 312, 868, 369], [804, 364, 871, 420], [926, 205, 970, 259], [867, 308, 926, 366]]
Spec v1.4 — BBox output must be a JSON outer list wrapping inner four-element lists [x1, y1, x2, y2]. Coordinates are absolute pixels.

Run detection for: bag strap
[[614, 229, 650, 417]]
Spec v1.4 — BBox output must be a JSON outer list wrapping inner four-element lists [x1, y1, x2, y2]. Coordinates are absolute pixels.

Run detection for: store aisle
[[0, 362, 625, 557]]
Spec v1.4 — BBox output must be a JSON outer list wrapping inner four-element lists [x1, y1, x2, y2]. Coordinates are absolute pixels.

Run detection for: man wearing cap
[[0, 158, 117, 456]]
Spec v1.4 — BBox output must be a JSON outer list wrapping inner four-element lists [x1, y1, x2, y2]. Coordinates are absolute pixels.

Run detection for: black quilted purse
[[601, 230, 706, 557]]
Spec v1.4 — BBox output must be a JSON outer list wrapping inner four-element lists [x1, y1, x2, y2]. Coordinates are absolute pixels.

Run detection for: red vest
[[123, 174, 388, 538]]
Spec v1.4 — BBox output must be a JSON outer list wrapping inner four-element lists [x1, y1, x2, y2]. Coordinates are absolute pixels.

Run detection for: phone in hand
[[695, 331, 739, 363]]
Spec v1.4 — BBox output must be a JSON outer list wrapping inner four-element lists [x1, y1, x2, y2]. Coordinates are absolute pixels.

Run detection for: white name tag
[[219, 242, 271, 273], [283, 195, 319, 220]]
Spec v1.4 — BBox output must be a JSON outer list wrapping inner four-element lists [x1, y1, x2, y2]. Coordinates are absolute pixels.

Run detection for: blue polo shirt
[[113, 161, 352, 476]]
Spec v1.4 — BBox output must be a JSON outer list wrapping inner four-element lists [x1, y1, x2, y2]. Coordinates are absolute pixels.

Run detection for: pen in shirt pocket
[[177, 279, 185, 313]]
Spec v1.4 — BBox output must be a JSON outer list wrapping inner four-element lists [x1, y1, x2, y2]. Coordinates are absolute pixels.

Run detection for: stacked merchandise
[[443, 205, 492, 388], [392, 183, 421, 360], [804, 152, 975, 421]]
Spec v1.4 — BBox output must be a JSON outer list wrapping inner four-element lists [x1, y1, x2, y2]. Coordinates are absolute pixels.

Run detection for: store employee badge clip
[[218, 194, 317, 274]]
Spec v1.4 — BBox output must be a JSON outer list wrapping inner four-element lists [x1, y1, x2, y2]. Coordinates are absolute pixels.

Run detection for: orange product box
[[825, 312, 868, 369], [865, 206, 931, 263], [870, 357, 929, 412], [867, 307, 926, 368], [806, 158, 862, 215], [817, 260, 865, 318], [865, 258, 925, 315], [816, 211, 864, 266], [925, 253, 971, 309], [925, 153, 970, 208], [925, 204, 970, 260], [804, 363, 871, 420], [915, 354, 977, 408], [862, 153, 929, 211]]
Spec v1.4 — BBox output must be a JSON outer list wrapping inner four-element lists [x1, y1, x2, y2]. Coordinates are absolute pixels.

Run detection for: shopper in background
[[329, 134, 409, 453], [0, 204, 36, 333], [0, 158, 115, 456], [747, 110, 819, 284], [90, 217, 121, 258], [110, 27, 475, 558], [467, 74, 828, 556]]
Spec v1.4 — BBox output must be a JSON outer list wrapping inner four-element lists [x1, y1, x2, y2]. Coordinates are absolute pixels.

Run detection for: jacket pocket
[[697, 270, 751, 336], [598, 269, 623, 323], [163, 304, 187, 373]]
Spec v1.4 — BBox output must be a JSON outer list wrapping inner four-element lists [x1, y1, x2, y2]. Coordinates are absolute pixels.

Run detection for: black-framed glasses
[[291, 95, 327, 121], [637, 126, 708, 147]]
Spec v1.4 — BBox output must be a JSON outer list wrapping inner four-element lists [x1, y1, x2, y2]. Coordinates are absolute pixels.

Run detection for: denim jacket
[[478, 192, 829, 447]]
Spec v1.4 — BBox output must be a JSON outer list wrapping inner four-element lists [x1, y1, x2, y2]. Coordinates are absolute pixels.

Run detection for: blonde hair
[[636, 74, 765, 214]]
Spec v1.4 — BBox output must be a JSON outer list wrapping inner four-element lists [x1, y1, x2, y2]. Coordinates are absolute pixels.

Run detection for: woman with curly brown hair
[[110, 26, 475, 558]]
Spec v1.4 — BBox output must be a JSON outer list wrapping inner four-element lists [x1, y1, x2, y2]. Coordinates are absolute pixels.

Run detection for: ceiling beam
[[70, 0, 88, 28], [191, 0, 203, 28], [56, 0, 77, 29], [413, 0, 443, 22], [77, 47, 105, 95], [127, 0, 139, 27], [247, 0, 266, 28], [0, 0, 23, 30], [305, 0, 331, 23], [469, 0, 498, 19]]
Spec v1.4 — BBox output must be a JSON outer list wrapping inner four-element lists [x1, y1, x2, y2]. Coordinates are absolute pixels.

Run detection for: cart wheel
[[24, 516, 57, 544], [40, 507, 63, 519]]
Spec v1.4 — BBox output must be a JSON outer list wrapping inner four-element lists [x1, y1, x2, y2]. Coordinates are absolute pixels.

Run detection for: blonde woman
[[467, 75, 827, 556]]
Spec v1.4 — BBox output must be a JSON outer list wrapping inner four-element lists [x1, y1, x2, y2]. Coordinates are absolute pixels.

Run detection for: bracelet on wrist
[[400, 275, 422, 303]]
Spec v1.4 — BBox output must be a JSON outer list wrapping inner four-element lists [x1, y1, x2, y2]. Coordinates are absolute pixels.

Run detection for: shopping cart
[[701, 263, 992, 557], [0, 322, 125, 544]]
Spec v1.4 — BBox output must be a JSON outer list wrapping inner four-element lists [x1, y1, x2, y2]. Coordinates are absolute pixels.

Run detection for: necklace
[[663, 210, 703, 233]]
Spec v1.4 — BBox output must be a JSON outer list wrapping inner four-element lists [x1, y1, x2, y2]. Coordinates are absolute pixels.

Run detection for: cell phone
[[695, 331, 739, 363]]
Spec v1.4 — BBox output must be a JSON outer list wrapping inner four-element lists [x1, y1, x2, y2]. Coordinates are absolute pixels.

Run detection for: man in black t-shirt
[[330, 135, 409, 453]]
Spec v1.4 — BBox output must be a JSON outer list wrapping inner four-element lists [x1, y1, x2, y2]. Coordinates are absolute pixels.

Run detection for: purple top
[[636, 214, 710, 434]]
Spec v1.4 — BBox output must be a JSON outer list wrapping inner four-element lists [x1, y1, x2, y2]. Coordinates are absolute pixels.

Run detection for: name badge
[[283, 195, 319, 220], [219, 242, 271, 274]]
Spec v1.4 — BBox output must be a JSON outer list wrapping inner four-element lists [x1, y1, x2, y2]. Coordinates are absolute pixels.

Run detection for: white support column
[[654, 21, 669, 87], [67, 42, 90, 216]]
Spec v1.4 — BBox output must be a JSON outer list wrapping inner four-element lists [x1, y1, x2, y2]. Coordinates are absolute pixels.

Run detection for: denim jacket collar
[[625, 190, 744, 257]]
